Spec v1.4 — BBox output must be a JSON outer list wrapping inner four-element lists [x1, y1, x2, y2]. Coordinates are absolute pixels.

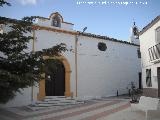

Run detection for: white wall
[[35, 30, 141, 99], [1, 28, 141, 107], [77, 35, 141, 99], [35, 30, 76, 97], [139, 20, 160, 89], [36, 19, 50, 27], [61, 23, 73, 30], [37, 18, 73, 30], [0, 87, 32, 107]]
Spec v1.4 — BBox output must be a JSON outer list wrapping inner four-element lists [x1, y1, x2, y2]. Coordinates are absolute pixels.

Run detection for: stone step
[[34, 103, 76, 107], [36, 100, 76, 104], [44, 99, 84, 103], [34, 100, 84, 107], [43, 98, 75, 102], [27, 106, 61, 111], [36, 101, 58, 104], [44, 98, 69, 101], [27, 96, 85, 110], [76, 101, 85, 104], [43, 99, 60, 101], [45, 96, 66, 99]]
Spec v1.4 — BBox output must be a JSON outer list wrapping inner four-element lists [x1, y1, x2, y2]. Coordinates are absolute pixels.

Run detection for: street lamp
[[75, 27, 87, 97], [82, 27, 87, 33]]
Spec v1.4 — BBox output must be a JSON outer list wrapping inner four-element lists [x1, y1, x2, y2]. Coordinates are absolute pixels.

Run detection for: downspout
[[31, 30, 35, 102], [75, 33, 78, 97], [75, 29, 86, 97]]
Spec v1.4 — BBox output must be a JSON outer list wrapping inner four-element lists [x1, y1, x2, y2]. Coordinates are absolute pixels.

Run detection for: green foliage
[[0, 16, 67, 103], [0, 0, 67, 103], [0, 0, 11, 6]]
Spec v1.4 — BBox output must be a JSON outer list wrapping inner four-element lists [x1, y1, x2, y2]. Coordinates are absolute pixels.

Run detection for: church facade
[[0, 12, 141, 107]]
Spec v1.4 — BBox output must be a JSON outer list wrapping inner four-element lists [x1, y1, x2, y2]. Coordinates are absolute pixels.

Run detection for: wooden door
[[45, 59, 65, 96]]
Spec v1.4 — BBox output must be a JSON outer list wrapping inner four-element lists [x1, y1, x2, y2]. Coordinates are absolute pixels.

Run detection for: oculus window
[[98, 42, 107, 51]]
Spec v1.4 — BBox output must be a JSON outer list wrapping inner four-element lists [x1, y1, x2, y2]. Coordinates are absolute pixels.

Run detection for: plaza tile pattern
[[0, 98, 145, 120]]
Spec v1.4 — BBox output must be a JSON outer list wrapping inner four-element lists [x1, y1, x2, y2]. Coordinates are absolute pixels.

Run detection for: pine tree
[[0, 0, 11, 6], [0, 1, 67, 103]]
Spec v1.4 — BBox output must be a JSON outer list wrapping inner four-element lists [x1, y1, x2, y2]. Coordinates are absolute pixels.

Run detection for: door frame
[[139, 72, 142, 89], [45, 59, 65, 96], [37, 55, 71, 100], [157, 67, 160, 97]]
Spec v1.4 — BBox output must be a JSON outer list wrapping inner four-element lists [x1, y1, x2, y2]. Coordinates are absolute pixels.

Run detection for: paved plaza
[[0, 97, 145, 120]]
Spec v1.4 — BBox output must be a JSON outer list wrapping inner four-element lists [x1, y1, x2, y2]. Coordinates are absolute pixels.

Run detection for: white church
[[0, 12, 141, 107]]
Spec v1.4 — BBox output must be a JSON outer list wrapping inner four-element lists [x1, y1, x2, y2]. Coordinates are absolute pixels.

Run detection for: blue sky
[[0, 0, 160, 41]]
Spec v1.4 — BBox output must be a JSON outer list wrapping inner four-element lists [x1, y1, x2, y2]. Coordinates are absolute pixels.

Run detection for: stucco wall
[[36, 19, 73, 30], [1, 28, 141, 107], [35, 30, 76, 98], [139, 20, 160, 89], [0, 87, 32, 107], [35, 29, 141, 99], [77, 35, 141, 99]]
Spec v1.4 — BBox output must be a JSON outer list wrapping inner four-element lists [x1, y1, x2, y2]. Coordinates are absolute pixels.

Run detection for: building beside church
[[139, 15, 160, 98], [0, 12, 141, 107]]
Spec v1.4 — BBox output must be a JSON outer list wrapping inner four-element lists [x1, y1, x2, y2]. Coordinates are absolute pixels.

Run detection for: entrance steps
[[28, 96, 84, 110]]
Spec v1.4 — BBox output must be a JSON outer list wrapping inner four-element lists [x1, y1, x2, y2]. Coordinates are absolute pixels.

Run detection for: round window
[[98, 42, 107, 51]]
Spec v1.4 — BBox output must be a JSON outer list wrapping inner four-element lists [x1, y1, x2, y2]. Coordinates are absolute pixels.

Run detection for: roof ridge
[[0, 16, 139, 47], [139, 15, 160, 35], [78, 31, 139, 46]]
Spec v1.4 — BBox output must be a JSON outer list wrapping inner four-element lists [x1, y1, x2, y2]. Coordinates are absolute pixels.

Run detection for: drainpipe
[[75, 34, 78, 97], [75, 27, 87, 97], [31, 30, 35, 103]]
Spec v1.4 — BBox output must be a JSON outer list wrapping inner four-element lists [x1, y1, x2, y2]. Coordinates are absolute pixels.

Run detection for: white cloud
[[17, 0, 38, 5]]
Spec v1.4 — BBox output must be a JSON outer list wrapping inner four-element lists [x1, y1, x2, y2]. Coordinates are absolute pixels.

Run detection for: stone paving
[[0, 97, 146, 120]]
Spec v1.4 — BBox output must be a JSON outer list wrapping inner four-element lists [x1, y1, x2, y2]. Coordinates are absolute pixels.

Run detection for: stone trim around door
[[37, 55, 71, 100]]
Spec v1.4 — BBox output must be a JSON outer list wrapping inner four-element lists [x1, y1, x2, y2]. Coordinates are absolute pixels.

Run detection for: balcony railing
[[148, 43, 160, 62]]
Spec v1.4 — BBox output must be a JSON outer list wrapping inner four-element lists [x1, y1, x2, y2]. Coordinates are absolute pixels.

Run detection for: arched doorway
[[45, 59, 65, 96], [37, 56, 71, 100]]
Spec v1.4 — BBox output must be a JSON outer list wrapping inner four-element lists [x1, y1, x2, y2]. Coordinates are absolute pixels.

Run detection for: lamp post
[[75, 27, 87, 97]]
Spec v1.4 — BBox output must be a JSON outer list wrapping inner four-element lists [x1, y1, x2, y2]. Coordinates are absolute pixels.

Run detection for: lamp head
[[82, 27, 87, 33]]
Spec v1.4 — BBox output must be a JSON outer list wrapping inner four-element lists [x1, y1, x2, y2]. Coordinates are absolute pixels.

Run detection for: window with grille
[[146, 69, 152, 87], [156, 27, 160, 44]]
